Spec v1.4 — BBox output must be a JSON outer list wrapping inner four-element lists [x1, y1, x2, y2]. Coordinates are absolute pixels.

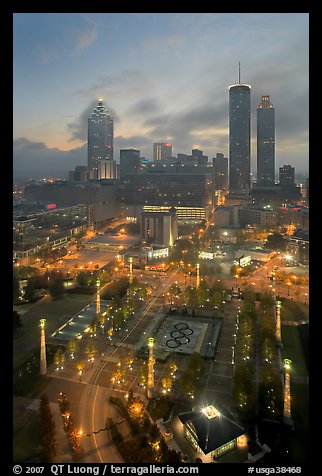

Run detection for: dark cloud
[[74, 69, 153, 98], [67, 100, 119, 142], [127, 98, 161, 117], [13, 138, 86, 180], [115, 135, 149, 151]]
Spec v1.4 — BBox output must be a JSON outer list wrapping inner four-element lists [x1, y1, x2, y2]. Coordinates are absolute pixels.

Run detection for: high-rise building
[[120, 149, 141, 180], [153, 143, 172, 161], [279, 165, 295, 187], [68, 166, 89, 182], [257, 95, 275, 186], [191, 149, 208, 164], [88, 99, 113, 179], [98, 159, 117, 179], [213, 153, 228, 190], [141, 210, 178, 247], [229, 77, 251, 193]]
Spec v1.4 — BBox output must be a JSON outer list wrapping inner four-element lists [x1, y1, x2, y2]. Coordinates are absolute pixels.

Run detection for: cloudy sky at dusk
[[13, 12, 309, 180]]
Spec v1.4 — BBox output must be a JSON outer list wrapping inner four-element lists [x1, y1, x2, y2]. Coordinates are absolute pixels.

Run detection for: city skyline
[[13, 13, 309, 180]]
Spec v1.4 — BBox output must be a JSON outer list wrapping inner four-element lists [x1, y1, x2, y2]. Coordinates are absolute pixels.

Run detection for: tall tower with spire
[[39, 318, 47, 376], [88, 99, 114, 179], [229, 64, 251, 193]]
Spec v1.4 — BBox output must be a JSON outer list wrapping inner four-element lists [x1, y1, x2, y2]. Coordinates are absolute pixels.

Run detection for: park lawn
[[281, 326, 308, 377], [13, 294, 91, 369], [280, 299, 309, 322], [13, 412, 42, 463], [290, 382, 309, 464]]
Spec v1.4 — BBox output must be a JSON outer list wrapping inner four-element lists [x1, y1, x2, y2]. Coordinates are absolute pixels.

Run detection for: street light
[[287, 282, 291, 296]]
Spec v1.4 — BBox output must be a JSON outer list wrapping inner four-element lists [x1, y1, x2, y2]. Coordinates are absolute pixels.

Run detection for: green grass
[[13, 294, 91, 369], [13, 413, 43, 463], [281, 326, 308, 377], [280, 299, 309, 322]]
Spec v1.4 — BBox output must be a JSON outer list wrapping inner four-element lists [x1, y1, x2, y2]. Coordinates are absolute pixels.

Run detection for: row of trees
[[57, 392, 84, 460], [39, 394, 58, 462], [178, 352, 205, 400], [258, 293, 284, 419], [233, 291, 257, 413], [232, 287, 284, 420], [170, 279, 227, 313], [108, 392, 180, 462], [103, 278, 149, 335]]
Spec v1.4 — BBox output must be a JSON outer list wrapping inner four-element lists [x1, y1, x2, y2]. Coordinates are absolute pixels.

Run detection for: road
[[76, 268, 179, 463]]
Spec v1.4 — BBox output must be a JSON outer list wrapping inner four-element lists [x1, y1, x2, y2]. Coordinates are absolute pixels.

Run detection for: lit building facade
[[141, 210, 178, 247], [229, 84, 251, 193], [88, 99, 113, 179], [98, 159, 117, 179], [178, 405, 245, 460], [257, 96, 275, 186], [153, 143, 173, 161], [123, 172, 212, 222]]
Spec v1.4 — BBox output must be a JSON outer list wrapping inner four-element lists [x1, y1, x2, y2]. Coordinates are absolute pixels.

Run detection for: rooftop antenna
[[238, 61, 241, 84]]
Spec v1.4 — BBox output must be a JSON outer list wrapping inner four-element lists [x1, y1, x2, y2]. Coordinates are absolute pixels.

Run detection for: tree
[[39, 394, 58, 462], [13, 275, 20, 303], [260, 292, 275, 311], [23, 280, 36, 302], [196, 286, 207, 308], [264, 232, 287, 251], [49, 278, 65, 299], [76, 271, 90, 286], [243, 286, 256, 304], [54, 346, 65, 368], [233, 364, 254, 411], [13, 310, 22, 333], [258, 368, 283, 419], [210, 290, 223, 311]]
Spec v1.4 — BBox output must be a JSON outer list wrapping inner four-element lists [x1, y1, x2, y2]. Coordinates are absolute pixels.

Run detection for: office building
[[123, 172, 212, 222], [24, 180, 120, 229], [68, 166, 89, 182], [141, 210, 178, 247], [257, 96, 275, 186], [238, 206, 277, 227], [88, 99, 113, 179], [98, 159, 117, 179], [287, 229, 309, 265], [153, 143, 172, 161], [229, 81, 251, 193], [213, 153, 228, 191], [13, 204, 88, 261], [279, 165, 295, 187], [191, 148, 208, 165], [120, 149, 141, 180]]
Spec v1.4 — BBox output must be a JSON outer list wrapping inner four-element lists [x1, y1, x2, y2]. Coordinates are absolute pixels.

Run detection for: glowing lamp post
[[147, 337, 155, 399], [283, 359, 293, 426], [96, 279, 101, 315], [275, 300, 282, 345], [129, 257, 133, 284], [196, 263, 200, 289], [39, 318, 47, 376]]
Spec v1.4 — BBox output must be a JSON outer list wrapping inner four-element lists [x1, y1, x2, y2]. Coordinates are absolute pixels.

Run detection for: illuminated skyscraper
[[88, 99, 113, 179], [257, 96, 275, 186], [153, 143, 172, 161], [229, 68, 251, 193]]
